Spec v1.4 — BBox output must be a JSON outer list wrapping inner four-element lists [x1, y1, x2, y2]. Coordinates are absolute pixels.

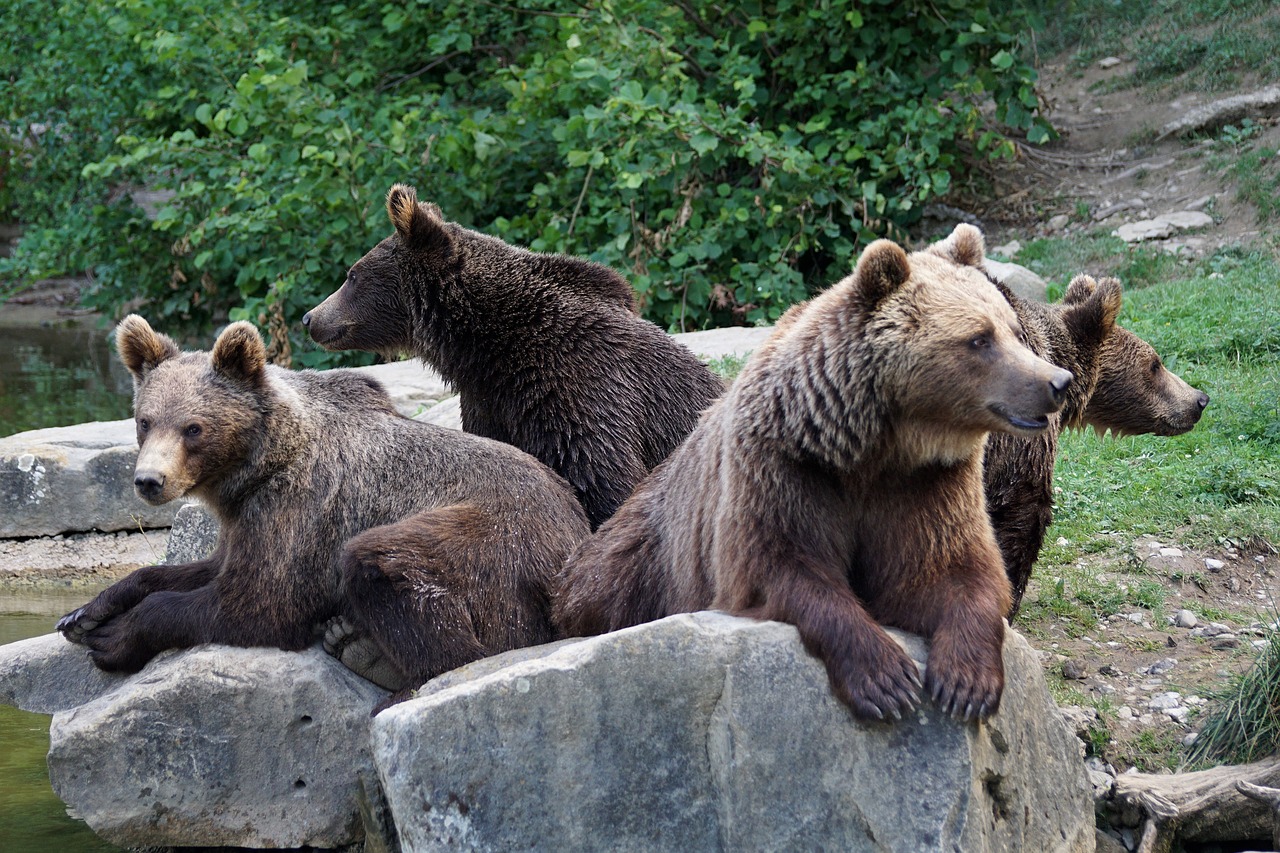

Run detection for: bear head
[[1064, 276, 1210, 436], [303, 184, 454, 358], [117, 314, 271, 505], [862, 225, 1073, 460]]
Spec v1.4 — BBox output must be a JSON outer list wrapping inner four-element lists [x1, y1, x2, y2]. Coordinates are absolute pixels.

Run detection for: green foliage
[[1, 0, 1050, 358]]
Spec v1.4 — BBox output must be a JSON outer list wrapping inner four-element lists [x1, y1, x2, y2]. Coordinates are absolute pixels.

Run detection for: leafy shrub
[[1, 0, 1051, 362]]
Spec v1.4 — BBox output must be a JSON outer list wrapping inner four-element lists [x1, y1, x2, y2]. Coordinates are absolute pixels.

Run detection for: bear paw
[[830, 635, 923, 722], [925, 661, 1003, 721], [322, 616, 407, 691], [56, 606, 103, 645], [80, 617, 154, 674]]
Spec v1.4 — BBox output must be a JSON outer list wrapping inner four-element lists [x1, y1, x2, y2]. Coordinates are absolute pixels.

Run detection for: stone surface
[[416, 395, 462, 430], [350, 359, 452, 418], [0, 420, 180, 537], [985, 258, 1049, 303], [1115, 211, 1214, 243], [163, 501, 219, 564], [373, 612, 1092, 853], [0, 635, 388, 849]]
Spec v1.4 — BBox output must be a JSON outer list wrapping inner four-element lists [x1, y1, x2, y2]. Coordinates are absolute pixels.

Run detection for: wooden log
[[1110, 756, 1280, 852]]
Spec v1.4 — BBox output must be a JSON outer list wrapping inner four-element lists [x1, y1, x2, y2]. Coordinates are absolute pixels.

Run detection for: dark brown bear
[[303, 185, 726, 529], [58, 316, 589, 707], [555, 225, 1073, 722], [958, 255, 1209, 615]]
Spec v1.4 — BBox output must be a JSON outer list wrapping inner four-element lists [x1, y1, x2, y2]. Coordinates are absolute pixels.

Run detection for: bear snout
[[1048, 367, 1073, 404], [134, 471, 167, 502]]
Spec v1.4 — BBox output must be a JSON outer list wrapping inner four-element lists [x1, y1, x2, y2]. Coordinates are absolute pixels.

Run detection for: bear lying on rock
[[304, 184, 725, 529], [555, 225, 1071, 721], [58, 316, 588, 707]]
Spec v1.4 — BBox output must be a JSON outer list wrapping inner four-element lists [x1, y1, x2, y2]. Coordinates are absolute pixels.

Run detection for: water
[[0, 590, 122, 852], [0, 306, 133, 438], [0, 306, 135, 850]]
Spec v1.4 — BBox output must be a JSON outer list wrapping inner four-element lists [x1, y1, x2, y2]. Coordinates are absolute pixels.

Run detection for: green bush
[[1, 0, 1051, 362]]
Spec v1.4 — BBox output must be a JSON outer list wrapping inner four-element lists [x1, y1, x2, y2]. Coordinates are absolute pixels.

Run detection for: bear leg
[[322, 615, 409, 691], [763, 568, 923, 721], [339, 507, 519, 707], [58, 558, 221, 645]]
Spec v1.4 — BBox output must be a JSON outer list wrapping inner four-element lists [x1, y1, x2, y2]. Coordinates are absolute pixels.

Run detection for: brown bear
[[554, 225, 1072, 722], [302, 184, 726, 530], [57, 315, 589, 707], [957, 254, 1209, 615]]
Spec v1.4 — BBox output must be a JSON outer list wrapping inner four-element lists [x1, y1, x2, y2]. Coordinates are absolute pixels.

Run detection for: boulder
[[985, 259, 1049, 303], [373, 613, 1093, 853], [163, 501, 219, 564], [0, 634, 388, 850], [1115, 211, 1214, 243], [350, 359, 452, 419], [0, 420, 179, 537]]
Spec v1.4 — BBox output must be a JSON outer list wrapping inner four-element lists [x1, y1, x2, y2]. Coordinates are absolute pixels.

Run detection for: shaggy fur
[[965, 265, 1209, 616], [303, 185, 725, 529], [58, 316, 588, 708], [555, 226, 1073, 722]]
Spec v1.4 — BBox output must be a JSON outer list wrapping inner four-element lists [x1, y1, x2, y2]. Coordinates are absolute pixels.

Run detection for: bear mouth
[[989, 404, 1050, 432]]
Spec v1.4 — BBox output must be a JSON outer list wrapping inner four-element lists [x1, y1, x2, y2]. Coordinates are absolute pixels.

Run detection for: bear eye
[[1150, 359, 1161, 375], [138, 418, 151, 432], [184, 424, 203, 439], [969, 335, 991, 351]]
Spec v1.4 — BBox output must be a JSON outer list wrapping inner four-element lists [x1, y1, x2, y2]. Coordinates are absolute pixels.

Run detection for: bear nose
[[134, 473, 165, 500], [301, 311, 312, 328], [1048, 368, 1072, 403]]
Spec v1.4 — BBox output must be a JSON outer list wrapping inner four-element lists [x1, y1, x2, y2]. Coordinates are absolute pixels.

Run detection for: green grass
[[1023, 245, 1280, 616], [1187, 615, 1280, 768], [1026, 0, 1280, 92], [1013, 233, 1185, 295]]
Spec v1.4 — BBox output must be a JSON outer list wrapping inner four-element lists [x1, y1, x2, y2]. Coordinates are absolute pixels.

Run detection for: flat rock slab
[[0, 634, 388, 849], [1115, 211, 1214, 243], [0, 421, 179, 537], [373, 613, 1093, 853]]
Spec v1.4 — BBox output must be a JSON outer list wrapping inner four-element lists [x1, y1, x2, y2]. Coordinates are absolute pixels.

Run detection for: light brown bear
[[58, 316, 588, 709], [554, 225, 1071, 721]]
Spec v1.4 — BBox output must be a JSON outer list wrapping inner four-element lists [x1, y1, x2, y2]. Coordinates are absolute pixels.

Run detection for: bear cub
[[59, 316, 588, 707], [555, 225, 1070, 722], [303, 184, 725, 529]]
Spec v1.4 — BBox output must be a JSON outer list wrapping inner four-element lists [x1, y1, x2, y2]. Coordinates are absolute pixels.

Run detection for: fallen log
[[1108, 755, 1280, 853], [1156, 85, 1280, 140]]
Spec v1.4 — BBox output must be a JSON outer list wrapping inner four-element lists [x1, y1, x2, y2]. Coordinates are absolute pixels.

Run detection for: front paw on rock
[[56, 608, 100, 645]]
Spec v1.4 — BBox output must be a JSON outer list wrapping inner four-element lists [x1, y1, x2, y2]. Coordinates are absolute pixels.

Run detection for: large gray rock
[[0, 635, 388, 849], [0, 421, 179, 537], [985, 258, 1049, 303], [163, 501, 219, 564], [373, 613, 1093, 853]]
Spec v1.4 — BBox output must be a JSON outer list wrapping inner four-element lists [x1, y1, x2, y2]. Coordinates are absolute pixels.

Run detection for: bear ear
[[926, 223, 986, 268], [852, 240, 911, 312], [1063, 274, 1098, 305], [211, 321, 268, 386], [116, 314, 181, 383], [387, 183, 453, 257], [1063, 275, 1123, 343]]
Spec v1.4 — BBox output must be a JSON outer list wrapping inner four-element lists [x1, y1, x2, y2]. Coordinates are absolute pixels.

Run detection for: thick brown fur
[[554, 226, 1073, 722], [959, 263, 1209, 617], [303, 184, 726, 529], [58, 316, 589, 708]]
